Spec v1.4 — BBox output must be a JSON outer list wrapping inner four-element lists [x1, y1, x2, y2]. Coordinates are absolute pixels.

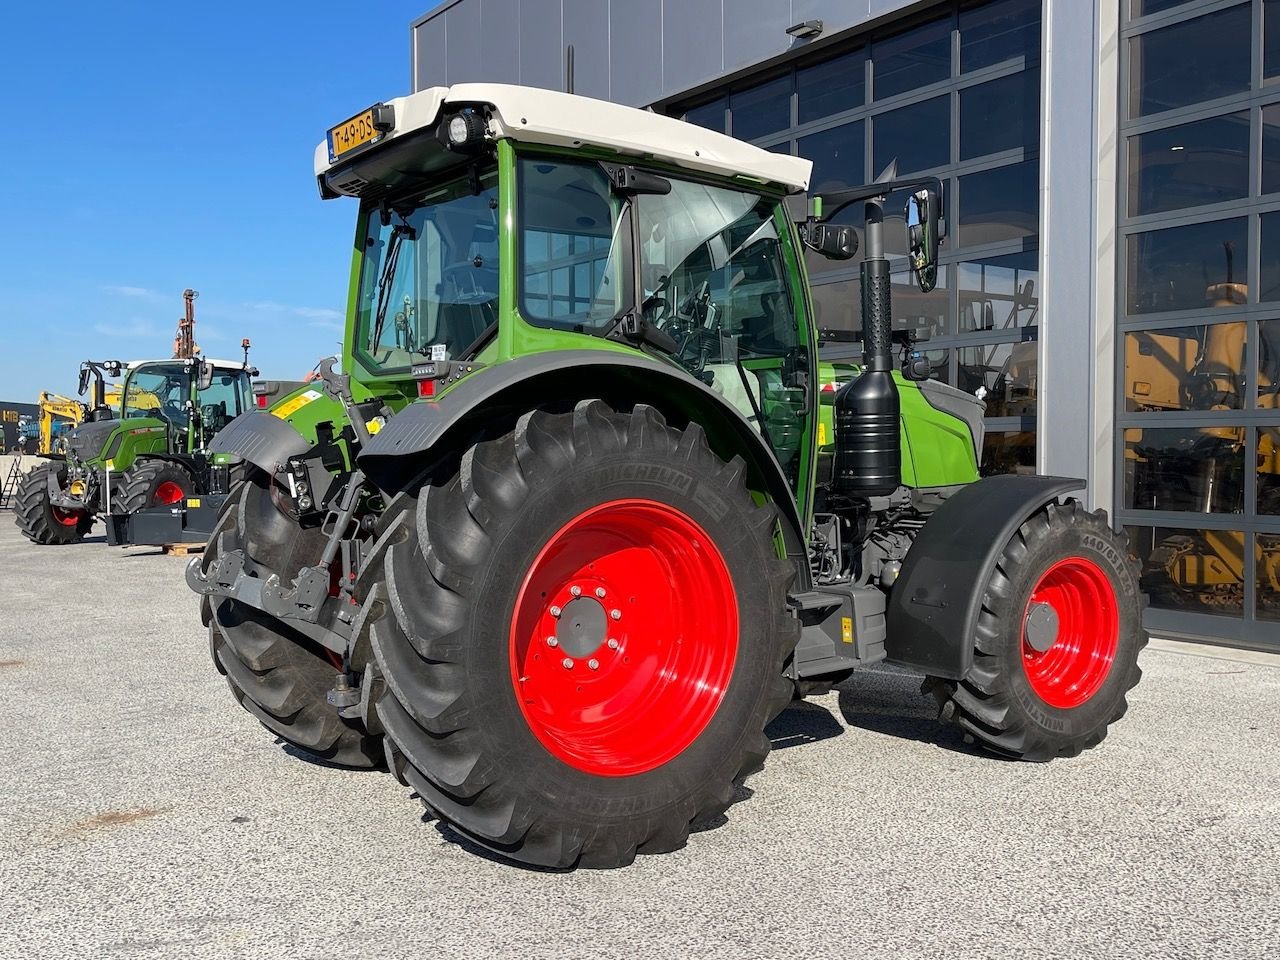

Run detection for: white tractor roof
[[313, 83, 812, 193], [126, 358, 246, 370]]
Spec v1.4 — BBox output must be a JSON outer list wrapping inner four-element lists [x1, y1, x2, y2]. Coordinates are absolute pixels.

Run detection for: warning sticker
[[271, 389, 323, 420]]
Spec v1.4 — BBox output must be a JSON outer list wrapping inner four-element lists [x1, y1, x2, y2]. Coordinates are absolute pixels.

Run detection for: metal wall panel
[[662, 0, 723, 94], [519, 0, 563, 91], [480, 0, 522, 85], [563, 0, 611, 99], [1036, 0, 1096, 484], [610, 0, 664, 107], [722, 0, 797, 72], [411, 0, 930, 103], [412, 17, 448, 91], [444, 1, 485, 84], [792, 1, 878, 34]]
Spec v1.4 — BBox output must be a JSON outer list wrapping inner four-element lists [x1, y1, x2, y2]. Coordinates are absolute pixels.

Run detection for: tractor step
[[789, 584, 887, 679]]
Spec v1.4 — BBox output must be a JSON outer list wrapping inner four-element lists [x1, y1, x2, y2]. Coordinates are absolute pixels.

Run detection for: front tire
[[927, 500, 1146, 761], [368, 401, 798, 868], [113, 460, 194, 515], [13, 463, 92, 545], [201, 472, 383, 768]]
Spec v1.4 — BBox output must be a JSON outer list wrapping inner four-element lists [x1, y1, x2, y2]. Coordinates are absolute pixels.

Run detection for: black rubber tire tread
[[929, 500, 1148, 762], [13, 463, 92, 545], [112, 459, 194, 515], [367, 400, 798, 869], [201, 474, 383, 769]]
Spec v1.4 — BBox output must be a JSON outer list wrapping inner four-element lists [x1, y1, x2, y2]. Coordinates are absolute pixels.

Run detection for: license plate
[[327, 108, 378, 162]]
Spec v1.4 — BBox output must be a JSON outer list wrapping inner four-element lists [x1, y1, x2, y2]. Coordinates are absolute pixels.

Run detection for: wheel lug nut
[[570, 585, 581, 597], [588, 659, 599, 670], [595, 587, 606, 598], [607, 638, 619, 650], [546, 636, 558, 648], [610, 609, 621, 621], [562, 658, 574, 669], [549, 605, 562, 618]]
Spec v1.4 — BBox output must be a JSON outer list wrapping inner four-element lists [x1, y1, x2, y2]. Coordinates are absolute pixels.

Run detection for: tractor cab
[[119, 358, 253, 453]]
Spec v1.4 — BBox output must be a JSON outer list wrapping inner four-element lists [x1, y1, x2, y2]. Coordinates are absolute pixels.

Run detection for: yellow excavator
[[1124, 243, 1280, 612], [16, 387, 119, 455]]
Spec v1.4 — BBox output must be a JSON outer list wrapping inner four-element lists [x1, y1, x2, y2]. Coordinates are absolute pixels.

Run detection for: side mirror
[[802, 222, 858, 261], [905, 188, 943, 293], [197, 361, 214, 391], [77, 366, 90, 397]]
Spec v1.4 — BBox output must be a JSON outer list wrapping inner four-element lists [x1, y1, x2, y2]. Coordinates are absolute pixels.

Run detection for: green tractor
[[15, 354, 254, 545], [189, 84, 1146, 869]]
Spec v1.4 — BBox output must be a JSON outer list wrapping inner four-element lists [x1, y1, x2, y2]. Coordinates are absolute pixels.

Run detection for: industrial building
[[409, 0, 1280, 649]]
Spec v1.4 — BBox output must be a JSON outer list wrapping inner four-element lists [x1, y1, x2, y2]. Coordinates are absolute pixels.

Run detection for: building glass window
[[797, 49, 866, 124], [957, 159, 1039, 246], [1125, 526, 1246, 618], [959, 0, 1040, 72], [873, 96, 950, 175], [1128, 112, 1250, 216], [873, 18, 951, 100], [1130, 0, 1198, 17], [729, 76, 791, 141], [1259, 212, 1280, 301], [1126, 217, 1249, 316], [958, 252, 1039, 332], [1266, 0, 1280, 78], [1128, 5, 1251, 118], [801, 121, 866, 194], [959, 69, 1039, 160], [683, 98, 727, 133], [1120, 1, 1280, 645], [671, 0, 1042, 478], [1123, 323, 1248, 412]]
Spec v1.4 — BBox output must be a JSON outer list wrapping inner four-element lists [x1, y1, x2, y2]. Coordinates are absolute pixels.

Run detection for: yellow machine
[[35, 392, 86, 455], [1125, 267, 1280, 611]]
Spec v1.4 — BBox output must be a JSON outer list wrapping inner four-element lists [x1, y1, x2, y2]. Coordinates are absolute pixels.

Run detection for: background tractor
[[190, 84, 1146, 869], [13, 353, 254, 545]]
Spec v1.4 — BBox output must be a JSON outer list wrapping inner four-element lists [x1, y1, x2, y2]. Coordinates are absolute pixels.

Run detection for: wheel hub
[[509, 498, 739, 777], [554, 595, 608, 658], [1020, 556, 1120, 709], [1022, 601, 1060, 652]]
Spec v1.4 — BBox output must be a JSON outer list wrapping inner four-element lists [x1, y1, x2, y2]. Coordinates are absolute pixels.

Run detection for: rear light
[[417, 379, 435, 398], [256, 394, 269, 408]]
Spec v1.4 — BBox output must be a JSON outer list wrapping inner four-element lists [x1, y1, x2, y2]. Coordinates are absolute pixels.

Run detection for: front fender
[[209, 411, 312, 474], [884, 474, 1083, 679], [359, 350, 812, 589]]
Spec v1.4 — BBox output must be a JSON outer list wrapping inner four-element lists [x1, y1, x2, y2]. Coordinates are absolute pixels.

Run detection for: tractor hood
[[65, 419, 121, 462]]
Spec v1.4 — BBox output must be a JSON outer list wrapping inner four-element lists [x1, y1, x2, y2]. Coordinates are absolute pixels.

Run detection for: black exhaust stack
[[834, 196, 900, 497]]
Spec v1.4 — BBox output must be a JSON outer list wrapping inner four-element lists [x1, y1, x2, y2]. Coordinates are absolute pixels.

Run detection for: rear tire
[[368, 401, 798, 868], [201, 472, 383, 768], [113, 460, 194, 514], [13, 463, 92, 545], [927, 500, 1146, 761]]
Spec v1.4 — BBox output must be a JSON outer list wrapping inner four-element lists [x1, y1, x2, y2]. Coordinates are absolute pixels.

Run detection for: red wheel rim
[[50, 506, 82, 527], [1021, 556, 1119, 709], [153, 481, 185, 506], [509, 499, 738, 777]]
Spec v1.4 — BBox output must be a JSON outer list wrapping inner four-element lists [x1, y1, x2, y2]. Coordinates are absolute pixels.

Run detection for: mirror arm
[[811, 175, 944, 225]]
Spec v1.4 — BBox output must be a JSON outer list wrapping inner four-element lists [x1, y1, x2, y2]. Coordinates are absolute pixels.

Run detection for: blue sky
[[0, 1, 432, 400]]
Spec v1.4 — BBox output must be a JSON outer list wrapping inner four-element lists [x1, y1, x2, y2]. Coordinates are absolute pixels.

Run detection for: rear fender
[[358, 350, 812, 590], [885, 474, 1083, 679], [208, 411, 313, 475]]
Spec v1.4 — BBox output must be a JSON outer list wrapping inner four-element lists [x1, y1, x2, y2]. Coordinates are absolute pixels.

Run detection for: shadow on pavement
[[833, 668, 980, 757], [766, 700, 844, 750]]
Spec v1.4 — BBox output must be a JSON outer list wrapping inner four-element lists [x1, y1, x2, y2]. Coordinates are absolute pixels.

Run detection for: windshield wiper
[[370, 222, 415, 351]]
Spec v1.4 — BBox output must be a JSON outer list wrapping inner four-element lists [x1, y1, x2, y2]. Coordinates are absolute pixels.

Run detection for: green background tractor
[[15, 355, 254, 545], [190, 83, 1146, 869]]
